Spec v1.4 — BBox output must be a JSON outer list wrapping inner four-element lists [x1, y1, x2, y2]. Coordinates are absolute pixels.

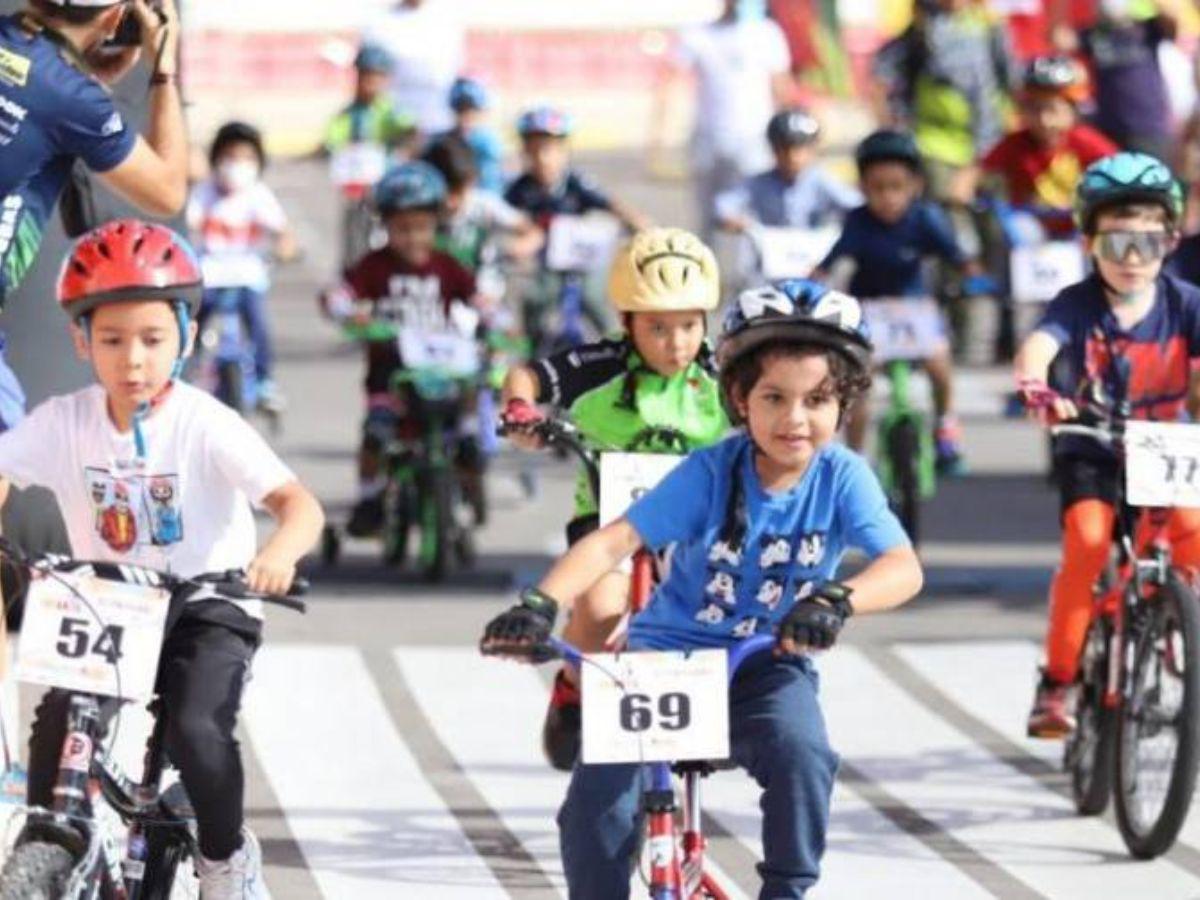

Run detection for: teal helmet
[[373, 161, 447, 214], [1074, 152, 1183, 233]]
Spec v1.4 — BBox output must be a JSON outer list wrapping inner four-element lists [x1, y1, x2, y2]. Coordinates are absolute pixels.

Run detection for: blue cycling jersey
[[504, 170, 611, 229], [0, 13, 135, 298]]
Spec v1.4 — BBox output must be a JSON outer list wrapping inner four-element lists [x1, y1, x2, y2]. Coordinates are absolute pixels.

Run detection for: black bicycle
[[0, 542, 306, 899]]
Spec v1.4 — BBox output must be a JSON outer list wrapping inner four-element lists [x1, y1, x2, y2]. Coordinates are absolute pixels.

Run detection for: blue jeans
[[198, 287, 273, 382], [557, 653, 838, 900], [0, 334, 27, 431]]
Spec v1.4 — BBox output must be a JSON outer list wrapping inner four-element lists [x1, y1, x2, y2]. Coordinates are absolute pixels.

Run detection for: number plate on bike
[[1125, 420, 1200, 508], [598, 453, 684, 527], [861, 297, 947, 362], [545, 215, 620, 273], [581, 649, 729, 764], [754, 226, 839, 281], [329, 142, 387, 188], [397, 327, 479, 376], [1010, 242, 1086, 304], [16, 573, 170, 702]]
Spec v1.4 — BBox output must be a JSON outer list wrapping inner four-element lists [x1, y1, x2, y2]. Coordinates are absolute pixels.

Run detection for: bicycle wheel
[[420, 469, 453, 582], [1066, 616, 1116, 815], [216, 360, 244, 414], [382, 473, 414, 567], [885, 418, 921, 545], [0, 841, 76, 899], [141, 832, 199, 900], [1113, 573, 1200, 858]]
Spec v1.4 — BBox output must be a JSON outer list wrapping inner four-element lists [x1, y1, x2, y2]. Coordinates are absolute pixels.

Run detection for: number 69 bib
[[16, 572, 171, 702], [581, 649, 729, 764]]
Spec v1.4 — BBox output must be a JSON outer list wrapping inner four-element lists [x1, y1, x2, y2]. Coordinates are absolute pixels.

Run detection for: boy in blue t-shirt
[[444, 77, 505, 195], [481, 279, 923, 899], [814, 129, 986, 474]]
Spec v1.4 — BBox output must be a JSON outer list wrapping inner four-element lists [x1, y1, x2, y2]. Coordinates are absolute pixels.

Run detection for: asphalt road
[[4, 155, 1193, 899]]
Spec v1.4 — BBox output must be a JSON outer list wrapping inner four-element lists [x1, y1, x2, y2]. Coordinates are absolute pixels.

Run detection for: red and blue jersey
[[1037, 273, 1200, 457]]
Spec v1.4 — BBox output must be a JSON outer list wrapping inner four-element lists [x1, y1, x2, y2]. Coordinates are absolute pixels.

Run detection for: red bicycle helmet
[[57, 219, 203, 323]]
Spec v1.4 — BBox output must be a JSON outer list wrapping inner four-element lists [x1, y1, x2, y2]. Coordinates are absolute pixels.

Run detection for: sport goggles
[[1094, 230, 1172, 264]]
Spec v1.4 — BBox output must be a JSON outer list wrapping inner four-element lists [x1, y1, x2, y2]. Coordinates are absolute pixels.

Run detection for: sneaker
[[196, 828, 271, 900], [542, 669, 581, 771], [1027, 673, 1076, 738], [934, 416, 966, 477], [255, 380, 287, 415], [346, 495, 384, 538]]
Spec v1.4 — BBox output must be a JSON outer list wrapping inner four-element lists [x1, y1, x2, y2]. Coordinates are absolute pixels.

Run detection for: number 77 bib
[[581, 649, 730, 764]]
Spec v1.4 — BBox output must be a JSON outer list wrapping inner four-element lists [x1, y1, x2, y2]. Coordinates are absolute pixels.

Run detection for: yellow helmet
[[608, 228, 720, 314]]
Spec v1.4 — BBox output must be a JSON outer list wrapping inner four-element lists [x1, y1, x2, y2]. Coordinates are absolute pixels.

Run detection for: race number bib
[[1010, 242, 1086, 304], [329, 142, 388, 188], [16, 573, 170, 702], [753, 226, 839, 281], [862, 297, 947, 362], [581, 649, 729, 764], [545, 215, 620, 273], [598, 453, 683, 527], [397, 327, 479, 376], [1125, 421, 1200, 508]]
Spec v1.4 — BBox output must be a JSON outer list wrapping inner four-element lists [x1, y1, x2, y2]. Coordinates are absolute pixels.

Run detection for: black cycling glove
[[480, 587, 559, 661], [777, 582, 854, 652]]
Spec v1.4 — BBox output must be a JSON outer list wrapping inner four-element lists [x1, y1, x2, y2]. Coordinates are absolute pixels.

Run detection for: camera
[[105, 1, 164, 49]]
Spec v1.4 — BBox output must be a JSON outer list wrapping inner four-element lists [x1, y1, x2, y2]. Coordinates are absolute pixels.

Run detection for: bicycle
[[328, 141, 388, 268], [1025, 380, 1200, 858], [0, 540, 307, 898]]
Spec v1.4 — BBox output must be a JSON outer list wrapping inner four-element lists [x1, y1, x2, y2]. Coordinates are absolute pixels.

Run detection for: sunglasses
[[1094, 230, 1173, 264]]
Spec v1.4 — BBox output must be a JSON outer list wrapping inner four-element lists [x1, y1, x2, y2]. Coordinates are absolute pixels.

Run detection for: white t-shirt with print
[[677, 18, 791, 172], [0, 382, 294, 615], [186, 178, 288, 292]]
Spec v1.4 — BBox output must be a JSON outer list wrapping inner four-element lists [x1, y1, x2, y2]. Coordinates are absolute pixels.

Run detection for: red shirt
[[342, 247, 476, 393], [982, 125, 1118, 220]]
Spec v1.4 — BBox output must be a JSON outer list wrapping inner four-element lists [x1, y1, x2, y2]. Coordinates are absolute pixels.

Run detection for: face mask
[[1099, 0, 1132, 19], [217, 160, 259, 192], [734, 0, 767, 21]]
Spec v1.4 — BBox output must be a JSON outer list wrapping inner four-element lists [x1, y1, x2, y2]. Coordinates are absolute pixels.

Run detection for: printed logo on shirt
[[86, 468, 183, 554], [795, 532, 826, 568], [704, 570, 739, 606], [731, 618, 759, 638], [0, 48, 31, 87], [100, 111, 124, 137], [755, 577, 785, 611], [759, 535, 792, 568], [695, 602, 728, 625], [708, 538, 741, 567], [377, 274, 447, 328]]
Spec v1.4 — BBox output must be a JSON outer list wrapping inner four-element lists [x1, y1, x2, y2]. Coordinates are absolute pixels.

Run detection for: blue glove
[[961, 274, 999, 298]]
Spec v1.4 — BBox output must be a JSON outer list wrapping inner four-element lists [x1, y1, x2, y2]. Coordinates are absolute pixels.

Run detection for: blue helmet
[[1074, 151, 1183, 233], [717, 278, 872, 377], [373, 161, 447, 214], [354, 43, 394, 74], [517, 105, 573, 139], [855, 128, 921, 175], [450, 77, 489, 112]]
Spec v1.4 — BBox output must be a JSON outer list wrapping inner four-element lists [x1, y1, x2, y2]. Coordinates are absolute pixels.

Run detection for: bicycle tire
[[1067, 616, 1116, 815], [0, 840, 76, 900], [1114, 572, 1200, 858], [383, 473, 414, 567], [216, 359, 244, 414], [141, 831, 198, 900], [886, 417, 921, 545], [422, 469, 453, 582]]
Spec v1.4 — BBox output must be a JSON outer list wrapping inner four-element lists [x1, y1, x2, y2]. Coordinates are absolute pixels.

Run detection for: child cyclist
[[321, 161, 479, 537], [499, 227, 729, 771], [445, 77, 505, 195], [1015, 152, 1200, 737], [0, 220, 324, 898], [323, 43, 417, 158], [483, 278, 923, 898], [814, 129, 987, 474]]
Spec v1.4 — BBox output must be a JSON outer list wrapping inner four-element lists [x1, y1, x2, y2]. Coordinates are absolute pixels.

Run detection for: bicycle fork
[[121, 707, 170, 900], [644, 763, 682, 899]]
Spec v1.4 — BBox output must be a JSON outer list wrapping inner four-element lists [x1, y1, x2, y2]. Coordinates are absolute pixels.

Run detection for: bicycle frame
[[876, 361, 934, 500]]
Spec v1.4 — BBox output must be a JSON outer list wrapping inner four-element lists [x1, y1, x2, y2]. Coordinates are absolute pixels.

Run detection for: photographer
[[0, 0, 186, 319]]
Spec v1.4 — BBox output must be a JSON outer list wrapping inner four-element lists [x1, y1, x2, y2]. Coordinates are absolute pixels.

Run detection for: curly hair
[[720, 340, 872, 426]]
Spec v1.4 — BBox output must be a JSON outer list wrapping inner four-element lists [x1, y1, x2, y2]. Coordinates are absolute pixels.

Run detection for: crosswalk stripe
[[244, 645, 504, 898], [820, 646, 1200, 898]]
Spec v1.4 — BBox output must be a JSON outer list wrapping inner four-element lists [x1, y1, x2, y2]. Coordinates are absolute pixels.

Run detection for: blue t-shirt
[[463, 126, 504, 195], [0, 14, 135, 297], [714, 166, 862, 229], [625, 434, 909, 650], [1036, 273, 1200, 458], [818, 201, 964, 298]]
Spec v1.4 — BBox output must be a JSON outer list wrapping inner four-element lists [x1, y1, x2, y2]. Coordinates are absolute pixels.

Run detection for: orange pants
[[1045, 499, 1200, 683]]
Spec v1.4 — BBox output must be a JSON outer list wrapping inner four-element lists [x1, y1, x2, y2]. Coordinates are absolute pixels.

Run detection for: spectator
[[671, 0, 793, 240], [362, 0, 464, 138], [0, 0, 187, 306]]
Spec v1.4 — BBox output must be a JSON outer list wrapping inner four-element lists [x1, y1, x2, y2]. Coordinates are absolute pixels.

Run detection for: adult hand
[[136, 0, 179, 76]]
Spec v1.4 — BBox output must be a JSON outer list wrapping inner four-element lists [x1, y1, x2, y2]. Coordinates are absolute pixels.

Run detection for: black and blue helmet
[[450, 77, 489, 112], [373, 161, 447, 214], [354, 43, 394, 74]]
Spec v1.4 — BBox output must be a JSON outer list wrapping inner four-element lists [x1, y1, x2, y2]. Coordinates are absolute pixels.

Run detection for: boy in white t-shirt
[[187, 121, 298, 414], [0, 220, 324, 900]]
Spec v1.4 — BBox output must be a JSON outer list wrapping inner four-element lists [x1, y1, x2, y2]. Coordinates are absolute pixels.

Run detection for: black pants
[[27, 600, 261, 861]]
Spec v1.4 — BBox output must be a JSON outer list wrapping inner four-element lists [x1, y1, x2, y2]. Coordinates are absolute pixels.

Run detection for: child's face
[[736, 352, 841, 476], [1023, 94, 1075, 147], [445, 186, 468, 217], [455, 108, 482, 132], [214, 142, 260, 193], [522, 134, 569, 187], [356, 70, 389, 104], [1089, 208, 1173, 298], [628, 310, 706, 377], [78, 301, 191, 419], [862, 161, 920, 225], [772, 143, 815, 180], [384, 208, 438, 264]]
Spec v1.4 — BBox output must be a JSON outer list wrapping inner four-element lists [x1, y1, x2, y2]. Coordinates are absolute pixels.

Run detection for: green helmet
[[1074, 152, 1183, 233]]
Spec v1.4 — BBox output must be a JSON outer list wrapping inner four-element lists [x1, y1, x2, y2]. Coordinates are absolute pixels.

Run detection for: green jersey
[[324, 98, 416, 152]]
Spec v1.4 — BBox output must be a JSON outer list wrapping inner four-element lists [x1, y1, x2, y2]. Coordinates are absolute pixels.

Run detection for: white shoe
[[196, 828, 272, 900]]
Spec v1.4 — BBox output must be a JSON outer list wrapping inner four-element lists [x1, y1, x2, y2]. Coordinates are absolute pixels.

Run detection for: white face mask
[[217, 160, 259, 192], [1099, 0, 1132, 19]]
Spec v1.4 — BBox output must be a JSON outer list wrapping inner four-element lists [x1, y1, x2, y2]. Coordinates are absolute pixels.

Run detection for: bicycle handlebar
[[543, 633, 776, 684]]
